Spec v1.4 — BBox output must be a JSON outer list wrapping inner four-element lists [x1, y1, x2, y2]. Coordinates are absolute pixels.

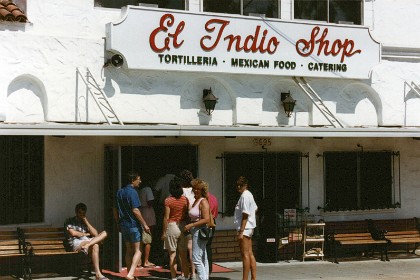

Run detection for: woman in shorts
[[162, 176, 190, 280]]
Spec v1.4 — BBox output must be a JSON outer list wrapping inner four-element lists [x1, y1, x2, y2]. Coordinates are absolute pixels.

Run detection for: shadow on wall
[[263, 78, 381, 127]]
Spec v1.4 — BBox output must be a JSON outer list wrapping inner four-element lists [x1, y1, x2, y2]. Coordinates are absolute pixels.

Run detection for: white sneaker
[[176, 276, 186, 280]]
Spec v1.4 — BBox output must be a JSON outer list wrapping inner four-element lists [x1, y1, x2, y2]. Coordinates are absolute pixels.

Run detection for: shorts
[[121, 227, 141, 243], [72, 236, 92, 251], [164, 222, 181, 252], [239, 228, 254, 238]]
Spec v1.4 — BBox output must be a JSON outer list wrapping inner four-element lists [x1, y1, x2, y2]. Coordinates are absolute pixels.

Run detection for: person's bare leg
[[248, 238, 257, 280], [126, 242, 141, 280], [239, 237, 251, 280], [168, 250, 177, 279], [91, 243, 105, 279], [81, 231, 107, 252], [187, 238, 195, 278], [143, 243, 154, 266]]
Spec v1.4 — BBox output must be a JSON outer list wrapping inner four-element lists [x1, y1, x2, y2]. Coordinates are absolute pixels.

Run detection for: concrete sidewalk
[[213, 258, 420, 280], [17, 257, 420, 280]]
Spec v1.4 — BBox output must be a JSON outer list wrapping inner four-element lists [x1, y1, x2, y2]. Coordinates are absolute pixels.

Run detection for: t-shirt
[[139, 186, 156, 226], [234, 190, 258, 230], [64, 216, 89, 249], [183, 187, 195, 208], [115, 184, 141, 228], [155, 174, 176, 204], [164, 196, 188, 223], [208, 192, 219, 219]]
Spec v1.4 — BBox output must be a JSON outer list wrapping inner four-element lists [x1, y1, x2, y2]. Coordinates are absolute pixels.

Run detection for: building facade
[[1, 0, 420, 265]]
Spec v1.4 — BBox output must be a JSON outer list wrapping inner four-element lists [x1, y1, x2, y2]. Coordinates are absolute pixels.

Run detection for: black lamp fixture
[[203, 88, 218, 115], [103, 54, 124, 68], [281, 91, 296, 118]]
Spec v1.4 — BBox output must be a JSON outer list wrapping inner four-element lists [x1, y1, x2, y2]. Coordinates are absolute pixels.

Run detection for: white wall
[[0, 1, 419, 127]]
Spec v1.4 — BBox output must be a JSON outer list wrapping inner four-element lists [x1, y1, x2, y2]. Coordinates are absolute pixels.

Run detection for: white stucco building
[[1, 0, 420, 265]]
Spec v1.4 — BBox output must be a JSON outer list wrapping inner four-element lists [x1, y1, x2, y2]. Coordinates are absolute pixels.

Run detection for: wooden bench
[[326, 220, 389, 263], [368, 218, 420, 254], [19, 226, 89, 277], [0, 229, 30, 279]]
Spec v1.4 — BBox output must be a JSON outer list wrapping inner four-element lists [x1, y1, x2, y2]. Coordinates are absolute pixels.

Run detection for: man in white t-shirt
[[138, 183, 156, 267], [155, 174, 176, 204], [234, 176, 258, 280]]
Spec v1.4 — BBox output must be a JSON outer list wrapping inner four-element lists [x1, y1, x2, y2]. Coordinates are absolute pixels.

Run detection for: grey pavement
[[13, 257, 420, 280]]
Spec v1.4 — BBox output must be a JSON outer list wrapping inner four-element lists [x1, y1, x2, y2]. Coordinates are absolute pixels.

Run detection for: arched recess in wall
[[339, 82, 382, 126], [180, 76, 235, 125], [262, 78, 310, 126], [404, 89, 420, 127], [7, 74, 47, 123]]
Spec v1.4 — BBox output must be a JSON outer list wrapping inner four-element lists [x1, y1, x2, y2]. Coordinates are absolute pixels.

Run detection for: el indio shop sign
[[106, 6, 380, 79]]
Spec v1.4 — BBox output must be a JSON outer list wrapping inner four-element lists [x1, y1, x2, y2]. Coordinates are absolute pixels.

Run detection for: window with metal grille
[[0, 136, 44, 225], [323, 151, 400, 212]]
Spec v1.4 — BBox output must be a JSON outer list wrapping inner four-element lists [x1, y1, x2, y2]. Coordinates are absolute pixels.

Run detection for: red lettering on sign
[[296, 26, 361, 63], [225, 26, 279, 54], [200, 19, 230, 51], [200, 19, 279, 54], [149, 14, 185, 53]]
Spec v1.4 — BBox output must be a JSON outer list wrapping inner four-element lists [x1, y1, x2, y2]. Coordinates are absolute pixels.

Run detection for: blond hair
[[191, 178, 209, 199]]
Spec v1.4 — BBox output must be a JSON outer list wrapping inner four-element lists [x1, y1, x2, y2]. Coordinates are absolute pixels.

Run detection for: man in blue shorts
[[114, 172, 150, 280]]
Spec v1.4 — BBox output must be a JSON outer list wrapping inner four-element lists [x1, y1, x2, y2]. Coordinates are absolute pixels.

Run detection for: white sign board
[[106, 6, 381, 79]]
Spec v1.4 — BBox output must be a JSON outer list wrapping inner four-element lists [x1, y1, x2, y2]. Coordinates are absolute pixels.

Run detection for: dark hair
[[236, 176, 249, 188], [169, 176, 184, 199], [127, 171, 139, 183], [179, 169, 193, 187], [75, 202, 87, 212]]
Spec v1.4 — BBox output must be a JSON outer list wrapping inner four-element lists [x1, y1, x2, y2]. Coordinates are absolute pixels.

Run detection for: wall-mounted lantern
[[281, 91, 296, 118], [203, 88, 218, 115]]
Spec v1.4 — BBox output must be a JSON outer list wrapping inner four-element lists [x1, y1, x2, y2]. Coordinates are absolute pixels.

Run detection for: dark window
[[324, 151, 394, 212], [95, 0, 185, 10], [294, 0, 362, 25], [204, 0, 279, 19], [294, 0, 327, 22], [0, 136, 44, 225]]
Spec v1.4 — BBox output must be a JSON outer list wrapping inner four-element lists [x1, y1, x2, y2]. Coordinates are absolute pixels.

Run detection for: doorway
[[223, 152, 302, 261], [103, 145, 198, 271]]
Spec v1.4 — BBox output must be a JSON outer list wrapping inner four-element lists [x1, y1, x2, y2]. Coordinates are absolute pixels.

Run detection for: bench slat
[[23, 227, 64, 233]]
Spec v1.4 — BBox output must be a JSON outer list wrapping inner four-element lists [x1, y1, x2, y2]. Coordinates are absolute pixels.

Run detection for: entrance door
[[224, 152, 301, 261], [104, 145, 198, 271]]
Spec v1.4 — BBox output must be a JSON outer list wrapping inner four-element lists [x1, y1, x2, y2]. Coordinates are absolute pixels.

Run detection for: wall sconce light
[[103, 54, 124, 68], [203, 88, 218, 115], [281, 91, 296, 118]]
